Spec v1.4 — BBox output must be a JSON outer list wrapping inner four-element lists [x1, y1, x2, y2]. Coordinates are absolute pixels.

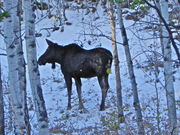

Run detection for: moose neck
[[54, 45, 65, 64]]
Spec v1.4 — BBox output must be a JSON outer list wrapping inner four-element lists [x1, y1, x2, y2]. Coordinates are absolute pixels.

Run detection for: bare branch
[[81, 33, 124, 45], [78, 21, 124, 45], [0, 53, 6, 56], [143, 0, 180, 62]]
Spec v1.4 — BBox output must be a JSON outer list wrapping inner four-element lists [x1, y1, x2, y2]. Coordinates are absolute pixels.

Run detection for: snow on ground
[[0, 2, 180, 134]]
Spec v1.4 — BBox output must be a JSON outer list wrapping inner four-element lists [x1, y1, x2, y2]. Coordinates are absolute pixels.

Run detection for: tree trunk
[[160, 0, 177, 134], [0, 4, 4, 135], [0, 59, 4, 135], [15, 0, 31, 134], [62, 0, 68, 21], [116, 2, 145, 135], [154, 65, 161, 134], [4, 0, 28, 134], [24, 0, 49, 134], [155, 0, 164, 56], [108, 1, 124, 122]]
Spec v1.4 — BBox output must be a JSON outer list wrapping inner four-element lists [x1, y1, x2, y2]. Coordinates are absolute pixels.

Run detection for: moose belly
[[71, 68, 97, 78]]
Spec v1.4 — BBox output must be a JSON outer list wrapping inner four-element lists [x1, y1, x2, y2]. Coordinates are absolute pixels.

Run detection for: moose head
[[38, 39, 64, 69]]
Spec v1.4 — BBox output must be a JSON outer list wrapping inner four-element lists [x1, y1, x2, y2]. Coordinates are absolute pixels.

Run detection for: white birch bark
[[0, 58, 4, 135], [108, 1, 124, 122], [116, 3, 145, 135], [155, 0, 164, 56], [12, 0, 31, 133], [14, 0, 31, 134], [160, 0, 177, 134], [4, 0, 27, 134], [24, 0, 49, 134]]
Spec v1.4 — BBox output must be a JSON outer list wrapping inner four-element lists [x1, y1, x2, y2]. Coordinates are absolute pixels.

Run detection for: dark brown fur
[[38, 39, 112, 111]]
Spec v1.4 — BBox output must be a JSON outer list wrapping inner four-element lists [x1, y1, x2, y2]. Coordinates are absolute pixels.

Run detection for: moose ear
[[46, 39, 54, 46]]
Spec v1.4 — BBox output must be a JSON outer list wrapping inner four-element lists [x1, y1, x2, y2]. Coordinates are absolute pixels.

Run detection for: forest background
[[0, 0, 180, 134]]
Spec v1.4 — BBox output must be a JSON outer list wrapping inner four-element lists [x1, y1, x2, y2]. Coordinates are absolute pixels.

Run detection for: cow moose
[[38, 39, 113, 111]]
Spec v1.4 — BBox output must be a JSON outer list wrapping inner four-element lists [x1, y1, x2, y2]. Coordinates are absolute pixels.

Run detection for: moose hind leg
[[75, 78, 84, 109], [98, 75, 109, 111], [64, 75, 72, 110]]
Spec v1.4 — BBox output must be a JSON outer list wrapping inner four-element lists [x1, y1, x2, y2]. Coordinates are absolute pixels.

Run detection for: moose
[[38, 39, 113, 111]]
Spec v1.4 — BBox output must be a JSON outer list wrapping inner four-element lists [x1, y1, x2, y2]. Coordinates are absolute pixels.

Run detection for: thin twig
[[0, 53, 6, 56], [81, 33, 123, 45], [143, 0, 180, 62]]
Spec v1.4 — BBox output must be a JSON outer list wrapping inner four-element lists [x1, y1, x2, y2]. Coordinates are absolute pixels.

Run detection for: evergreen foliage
[[0, 11, 9, 21]]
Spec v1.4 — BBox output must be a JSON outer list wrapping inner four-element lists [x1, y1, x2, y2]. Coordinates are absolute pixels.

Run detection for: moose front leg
[[75, 78, 84, 110], [64, 75, 72, 110], [51, 62, 56, 69]]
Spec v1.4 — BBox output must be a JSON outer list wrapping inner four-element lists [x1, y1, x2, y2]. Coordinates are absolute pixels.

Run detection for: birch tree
[[4, 0, 28, 134], [155, 1, 177, 134], [116, 2, 145, 135], [160, 0, 177, 134], [108, 1, 124, 122], [0, 58, 4, 135], [24, 0, 49, 134], [143, 0, 178, 134], [14, 0, 31, 134]]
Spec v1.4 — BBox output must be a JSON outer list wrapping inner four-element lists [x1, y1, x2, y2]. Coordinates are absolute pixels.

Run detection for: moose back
[[38, 39, 113, 111]]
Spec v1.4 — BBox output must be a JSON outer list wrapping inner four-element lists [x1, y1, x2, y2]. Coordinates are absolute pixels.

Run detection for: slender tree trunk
[[0, 59, 4, 135], [155, 1, 164, 134], [160, 0, 177, 134], [24, 0, 49, 134], [47, 0, 52, 17], [155, 0, 164, 56], [15, 0, 31, 134], [154, 65, 161, 134], [108, 1, 124, 122], [56, 0, 62, 26], [4, 0, 27, 134], [116, 2, 145, 135], [0, 4, 5, 135], [13, 0, 31, 134], [62, 0, 68, 21]]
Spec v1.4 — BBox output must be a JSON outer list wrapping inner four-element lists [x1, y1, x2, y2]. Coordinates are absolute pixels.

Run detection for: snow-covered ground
[[0, 2, 180, 134]]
